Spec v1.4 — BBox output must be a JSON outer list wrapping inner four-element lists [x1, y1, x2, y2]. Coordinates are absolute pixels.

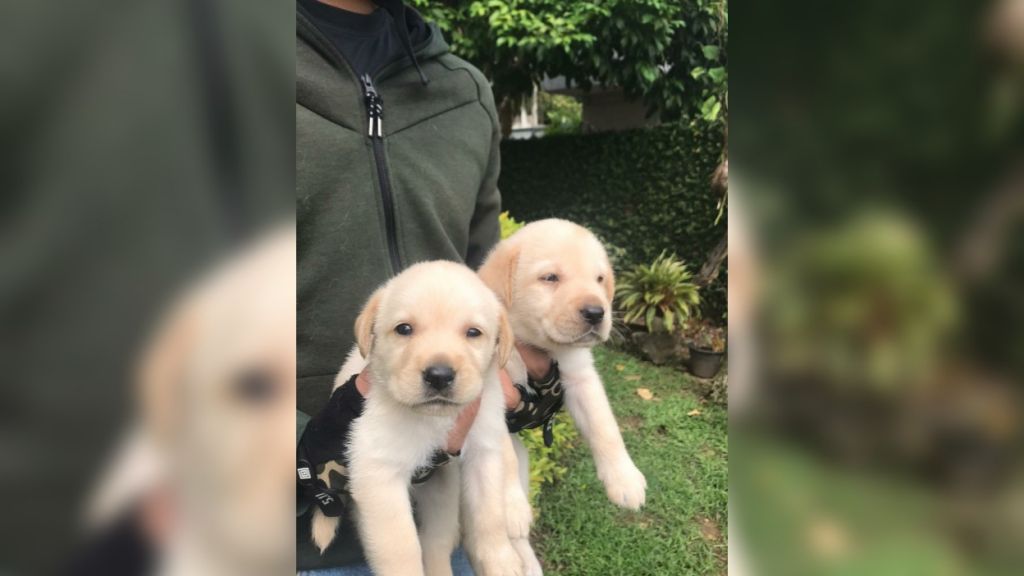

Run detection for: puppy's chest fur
[[347, 393, 456, 481]]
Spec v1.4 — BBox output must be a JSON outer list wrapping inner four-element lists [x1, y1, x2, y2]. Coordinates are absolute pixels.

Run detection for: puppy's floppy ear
[[478, 242, 521, 307], [355, 287, 385, 357], [496, 307, 515, 368], [603, 265, 616, 304], [138, 297, 200, 447]]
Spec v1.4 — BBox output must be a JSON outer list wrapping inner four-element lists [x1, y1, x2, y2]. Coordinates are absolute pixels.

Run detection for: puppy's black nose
[[580, 305, 605, 325], [423, 365, 455, 391]]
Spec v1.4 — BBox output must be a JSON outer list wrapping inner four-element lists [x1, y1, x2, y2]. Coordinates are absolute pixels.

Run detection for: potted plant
[[616, 251, 701, 364], [685, 321, 726, 378]]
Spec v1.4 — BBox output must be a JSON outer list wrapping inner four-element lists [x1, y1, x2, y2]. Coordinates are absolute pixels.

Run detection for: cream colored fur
[[478, 219, 648, 575], [311, 261, 523, 576], [88, 226, 298, 576]]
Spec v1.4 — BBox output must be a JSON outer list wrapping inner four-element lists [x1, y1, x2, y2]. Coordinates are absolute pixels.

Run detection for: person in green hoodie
[[297, 1, 557, 573]]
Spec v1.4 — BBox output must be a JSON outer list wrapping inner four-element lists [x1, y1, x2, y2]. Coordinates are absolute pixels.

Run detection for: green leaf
[[645, 306, 657, 331], [639, 65, 658, 85], [701, 45, 720, 60], [708, 101, 721, 120]]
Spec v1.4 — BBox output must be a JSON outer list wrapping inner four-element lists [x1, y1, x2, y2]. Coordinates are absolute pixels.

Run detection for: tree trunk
[[697, 154, 729, 287], [498, 97, 515, 139], [696, 235, 728, 287]]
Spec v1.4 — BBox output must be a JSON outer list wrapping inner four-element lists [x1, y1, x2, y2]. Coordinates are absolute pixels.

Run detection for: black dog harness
[[505, 362, 564, 447], [297, 375, 453, 517]]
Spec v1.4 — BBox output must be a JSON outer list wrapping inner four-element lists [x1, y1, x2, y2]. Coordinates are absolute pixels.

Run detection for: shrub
[[685, 320, 726, 352], [499, 120, 727, 321], [695, 371, 728, 407], [616, 251, 701, 335], [593, 232, 630, 272], [768, 211, 957, 392], [499, 210, 526, 239], [540, 93, 582, 136], [518, 413, 579, 508]]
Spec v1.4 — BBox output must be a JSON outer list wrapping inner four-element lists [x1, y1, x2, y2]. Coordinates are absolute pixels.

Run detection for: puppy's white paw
[[512, 537, 544, 576], [598, 458, 647, 510], [472, 538, 525, 576], [504, 486, 533, 539]]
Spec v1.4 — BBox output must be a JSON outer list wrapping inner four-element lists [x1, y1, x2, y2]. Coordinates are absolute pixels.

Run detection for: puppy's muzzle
[[580, 305, 605, 326], [422, 364, 456, 393]]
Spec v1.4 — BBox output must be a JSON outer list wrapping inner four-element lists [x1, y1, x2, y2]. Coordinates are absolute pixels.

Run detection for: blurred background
[[731, 0, 1024, 575]]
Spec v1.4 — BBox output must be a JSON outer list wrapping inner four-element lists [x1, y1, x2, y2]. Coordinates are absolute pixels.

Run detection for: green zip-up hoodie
[[297, 6, 501, 414], [297, 3, 501, 568]]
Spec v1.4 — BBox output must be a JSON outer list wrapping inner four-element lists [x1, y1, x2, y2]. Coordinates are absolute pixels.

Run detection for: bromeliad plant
[[617, 251, 701, 335]]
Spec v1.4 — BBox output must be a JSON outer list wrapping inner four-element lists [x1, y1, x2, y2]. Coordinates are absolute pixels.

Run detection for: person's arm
[[465, 74, 502, 269]]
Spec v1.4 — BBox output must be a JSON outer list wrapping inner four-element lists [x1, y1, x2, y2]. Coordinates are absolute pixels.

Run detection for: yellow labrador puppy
[[311, 261, 523, 576], [88, 226, 297, 576], [479, 219, 647, 574]]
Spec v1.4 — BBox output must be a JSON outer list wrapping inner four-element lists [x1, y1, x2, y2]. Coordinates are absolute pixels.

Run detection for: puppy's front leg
[[508, 435, 544, 576], [462, 378, 524, 576], [414, 462, 461, 576], [502, 432, 532, 540], [350, 469, 424, 576], [559, 350, 647, 510]]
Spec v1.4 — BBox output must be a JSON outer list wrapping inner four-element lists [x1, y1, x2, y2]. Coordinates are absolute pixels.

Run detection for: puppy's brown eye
[[466, 327, 482, 338], [540, 273, 559, 283], [597, 275, 605, 283], [395, 323, 413, 336], [233, 368, 277, 404]]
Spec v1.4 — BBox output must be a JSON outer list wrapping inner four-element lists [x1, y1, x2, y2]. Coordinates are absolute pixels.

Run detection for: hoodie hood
[[375, 0, 430, 83]]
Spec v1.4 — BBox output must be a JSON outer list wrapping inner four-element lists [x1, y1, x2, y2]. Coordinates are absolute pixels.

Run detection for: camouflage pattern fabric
[[297, 375, 453, 517], [505, 362, 563, 447]]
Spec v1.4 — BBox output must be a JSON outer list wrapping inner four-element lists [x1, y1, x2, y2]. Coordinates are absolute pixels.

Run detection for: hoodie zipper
[[360, 73, 401, 273]]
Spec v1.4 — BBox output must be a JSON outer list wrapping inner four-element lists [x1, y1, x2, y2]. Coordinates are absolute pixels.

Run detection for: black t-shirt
[[298, 0, 407, 78]]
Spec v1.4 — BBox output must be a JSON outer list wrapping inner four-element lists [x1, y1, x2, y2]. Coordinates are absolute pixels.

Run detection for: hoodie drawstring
[[377, 0, 429, 85]]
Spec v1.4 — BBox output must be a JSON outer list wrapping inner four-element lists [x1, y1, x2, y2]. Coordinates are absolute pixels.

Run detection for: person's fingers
[[355, 368, 371, 397], [445, 396, 481, 454], [514, 341, 554, 380], [500, 369, 520, 410], [139, 485, 174, 546]]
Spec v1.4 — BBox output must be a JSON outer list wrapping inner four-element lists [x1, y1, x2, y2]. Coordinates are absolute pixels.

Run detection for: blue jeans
[[298, 548, 475, 576]]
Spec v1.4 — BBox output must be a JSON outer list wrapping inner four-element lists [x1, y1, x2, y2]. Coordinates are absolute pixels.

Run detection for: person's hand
[[500, 342, 554, 410], [501, 342, 562, 446], [139, 484, 174, 545], [517, 342, 554, 380]]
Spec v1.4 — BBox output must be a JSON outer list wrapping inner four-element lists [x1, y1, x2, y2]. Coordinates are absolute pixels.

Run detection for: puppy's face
[[481, 219, 615, 350], [356, 261, 512, 416], [141, 227, 296, 571]]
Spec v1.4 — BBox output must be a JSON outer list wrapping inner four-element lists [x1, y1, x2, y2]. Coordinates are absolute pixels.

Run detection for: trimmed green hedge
[[499, 121, 727, 320]]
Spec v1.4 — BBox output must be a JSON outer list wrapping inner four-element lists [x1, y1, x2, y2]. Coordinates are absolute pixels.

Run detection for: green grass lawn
[[529, 346, 728, 575]]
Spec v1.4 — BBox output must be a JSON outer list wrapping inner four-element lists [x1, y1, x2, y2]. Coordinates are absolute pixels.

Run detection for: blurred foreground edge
[[0, 1, 293, 574], [730, 0, 1024, 574]]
